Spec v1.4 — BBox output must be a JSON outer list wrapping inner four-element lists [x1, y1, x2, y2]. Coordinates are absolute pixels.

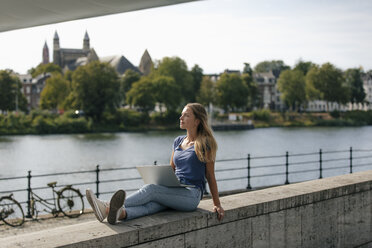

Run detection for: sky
[[0, 0, 372, 75]]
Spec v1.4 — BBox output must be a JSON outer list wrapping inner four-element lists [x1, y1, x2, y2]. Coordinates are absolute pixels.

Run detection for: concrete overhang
[[0, 0, 198, 32]]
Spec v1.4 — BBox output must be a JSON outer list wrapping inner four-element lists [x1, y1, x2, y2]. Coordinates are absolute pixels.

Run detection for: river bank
[[1, 109, 372, 135]]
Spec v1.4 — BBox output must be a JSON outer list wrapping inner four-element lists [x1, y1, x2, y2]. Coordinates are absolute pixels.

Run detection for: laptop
[[136, 165, 194, 187]]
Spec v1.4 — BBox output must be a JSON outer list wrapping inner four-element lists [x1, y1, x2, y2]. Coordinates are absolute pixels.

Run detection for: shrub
[[32, 115, 56, 134], [115, 109, 149, 127], [151, 110, 179, 125], [252, 109, 271, 121], [330, 110, 340, 119], [343, 110, 372, 125], [54, 113, 92, 133]]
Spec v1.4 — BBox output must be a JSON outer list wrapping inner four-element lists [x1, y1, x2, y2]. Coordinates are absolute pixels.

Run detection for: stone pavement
[[0, 210, 97, 239]]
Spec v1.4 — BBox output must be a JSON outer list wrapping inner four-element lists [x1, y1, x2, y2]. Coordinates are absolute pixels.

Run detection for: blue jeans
[[123, 184, 201, 220]]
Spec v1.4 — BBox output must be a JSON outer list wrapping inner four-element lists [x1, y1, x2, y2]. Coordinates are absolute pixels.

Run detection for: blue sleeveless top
[[173, 135, 206, 193]]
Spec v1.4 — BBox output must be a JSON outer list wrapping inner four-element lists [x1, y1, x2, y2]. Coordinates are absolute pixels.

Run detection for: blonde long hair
[[186, 103, 217, 163]]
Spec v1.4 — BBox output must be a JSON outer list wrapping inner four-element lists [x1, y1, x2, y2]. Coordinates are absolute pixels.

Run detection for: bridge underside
[[0, 0, 197, 32]]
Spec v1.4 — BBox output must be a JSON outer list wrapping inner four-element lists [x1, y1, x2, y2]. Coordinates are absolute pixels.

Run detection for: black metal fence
[[1, 147, 372, 219]]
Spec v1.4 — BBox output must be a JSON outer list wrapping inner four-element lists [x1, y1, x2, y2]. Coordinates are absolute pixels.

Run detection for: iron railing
[[1, 147, 372, 219]]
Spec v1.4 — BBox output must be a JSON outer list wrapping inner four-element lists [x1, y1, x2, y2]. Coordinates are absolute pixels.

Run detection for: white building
[[253, 71, 284, 110]]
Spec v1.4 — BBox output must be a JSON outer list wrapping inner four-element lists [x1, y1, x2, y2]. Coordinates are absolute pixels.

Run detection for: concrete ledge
[[2, 170, 372, 247]]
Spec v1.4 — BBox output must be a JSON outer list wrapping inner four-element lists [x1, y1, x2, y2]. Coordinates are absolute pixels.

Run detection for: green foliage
[[344, 68, 366, 106], [294, 60, 316, 75], [126, 77, 156, 112], [54, 112, 92, 133], [252, 109, 271, 121], [306, 63, 350, 111], [0, 113, 32, 134], [342, 110, 372, 125], [243, 63, 253, 76], [242, 73, 258, 109], [254, 60, 290, 78], [121, 69, 141, 104], [153, 75, 180, 112], [0, 70, 28, 112], [151, 110, 179, 125], [197, 76, 216, 106], [216, 73, 249, 112], [190, 64, 204, 102], [31, 115, 56, 134], [330, 110, 340, 119], [101, 109, 149, 128], [153, 57, 194, 104], [40, 73, 70, 110], [277, 69, 306, 111], [30, 63, 62, 78], [70, 61, 121, 121]]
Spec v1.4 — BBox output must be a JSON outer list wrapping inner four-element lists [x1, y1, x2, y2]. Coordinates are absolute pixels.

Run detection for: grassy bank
[[241, 109, 372, 128], [1, 109, 372, 135]]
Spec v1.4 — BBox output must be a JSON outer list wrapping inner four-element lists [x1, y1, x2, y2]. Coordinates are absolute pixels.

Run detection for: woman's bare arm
[[170, 150, 175, 171], [205, 161, 224, 221]]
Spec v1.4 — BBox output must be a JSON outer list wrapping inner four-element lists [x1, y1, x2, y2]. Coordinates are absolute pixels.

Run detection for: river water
[[1, 126, 372, 201]]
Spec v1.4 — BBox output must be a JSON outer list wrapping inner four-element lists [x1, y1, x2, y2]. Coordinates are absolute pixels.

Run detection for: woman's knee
[[141, 184, 157, 193]]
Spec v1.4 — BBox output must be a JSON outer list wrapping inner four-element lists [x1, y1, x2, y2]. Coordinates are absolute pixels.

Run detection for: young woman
[[86, 103, 225, 224]]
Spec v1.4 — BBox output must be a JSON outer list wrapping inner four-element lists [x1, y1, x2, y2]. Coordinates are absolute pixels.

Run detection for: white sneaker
[[86, 189, 108, 222], [107, 190, 126, 225]]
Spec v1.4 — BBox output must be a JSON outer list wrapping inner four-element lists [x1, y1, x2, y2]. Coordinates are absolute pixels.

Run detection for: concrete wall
[[2, 170, 372, 248]]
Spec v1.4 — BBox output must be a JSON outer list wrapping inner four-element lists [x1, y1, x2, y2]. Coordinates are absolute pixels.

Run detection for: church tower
[[139, 49, 153, 76], [53, 31, 60, 66], [83, 31, 90, 51], [42, 41, 50, 64]]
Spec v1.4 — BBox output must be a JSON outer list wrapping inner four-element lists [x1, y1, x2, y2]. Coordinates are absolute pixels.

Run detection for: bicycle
[[30, 181, 84, 219], [0, 193, 25, 227]]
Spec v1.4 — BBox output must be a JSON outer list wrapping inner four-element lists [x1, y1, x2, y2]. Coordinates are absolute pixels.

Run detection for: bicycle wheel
[[0, 196, 25, 227], [58, 187, 84, 218]]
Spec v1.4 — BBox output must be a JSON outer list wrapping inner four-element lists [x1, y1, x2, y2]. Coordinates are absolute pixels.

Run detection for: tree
[[306, 63, 349, 111], [243, 63, 253, 77], [152, 75, 181, 112], [242, 73, 258, 110], [190, 64, 204, 102], [294, 60, 316, 75], [277, 70, 306, 111], [153, 57, 194, 104], [216, 73, 249, 112], [196, 76, 216, 107], [29, 63, 62, 78], [121, 69, 141, 104], [69, 61, 120, 121], [126, 77, 156, 112], [254, 60, 290, 78], [0, 70, 27, 112], [40, 73, 70, 110], [345, 68, 366, 109]]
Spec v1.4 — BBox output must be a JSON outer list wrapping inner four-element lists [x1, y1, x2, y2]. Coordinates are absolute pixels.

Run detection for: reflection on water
[[73, 133, 119, 141], [0, 136, 13, 143]]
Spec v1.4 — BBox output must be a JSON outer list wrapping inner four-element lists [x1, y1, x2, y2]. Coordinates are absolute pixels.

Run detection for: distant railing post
[[350, 147, 353, 174], [96, 165, 100, 198], [247, 154, 252, 190], [319, 149, 323, 179], [285, 151, 289, 184], [26, 170, 32, 218]]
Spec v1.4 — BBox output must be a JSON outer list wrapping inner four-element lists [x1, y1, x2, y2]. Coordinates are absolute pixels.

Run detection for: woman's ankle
[[119, 208, 126, 220]]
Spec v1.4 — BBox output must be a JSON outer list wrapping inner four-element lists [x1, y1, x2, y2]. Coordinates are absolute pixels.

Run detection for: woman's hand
[[213, 205, 225, 221]]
